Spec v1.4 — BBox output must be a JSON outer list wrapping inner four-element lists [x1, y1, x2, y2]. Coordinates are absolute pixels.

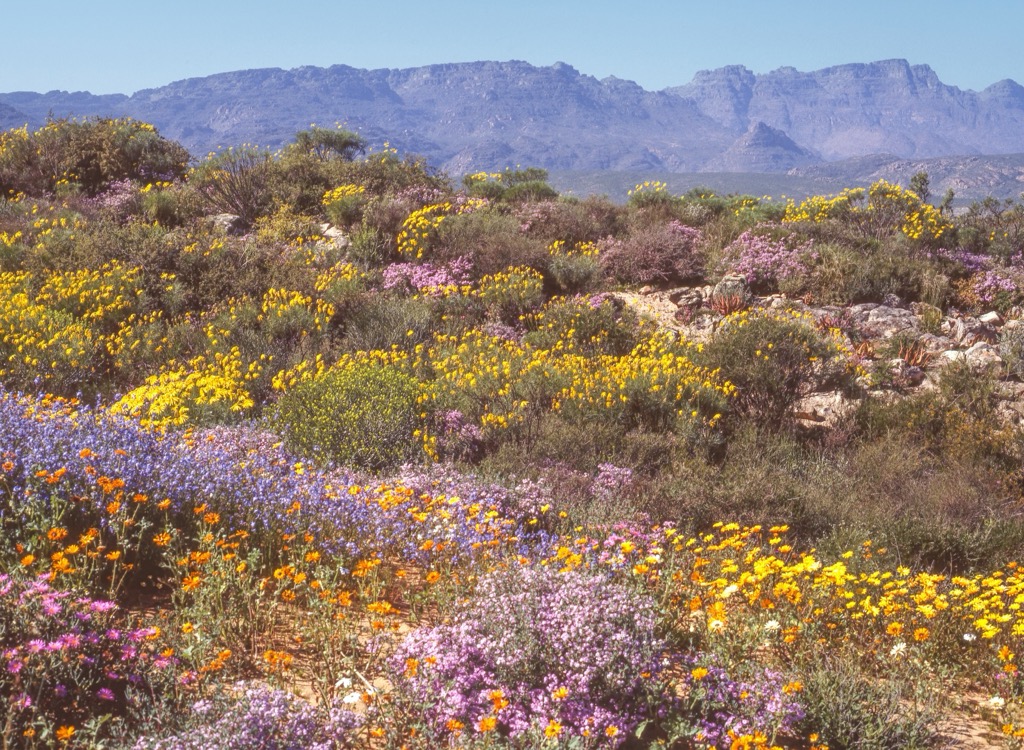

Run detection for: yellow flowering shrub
[[35, 261, 144, 330], [110, 347, 259, 428], [783, 180, 951, 243]]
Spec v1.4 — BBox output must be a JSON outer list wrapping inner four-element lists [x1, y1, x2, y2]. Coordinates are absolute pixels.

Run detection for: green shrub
[[806, 241, 946, 305], [0, 117, 189, 197], [271, 361, 424, 470], [697, 308, 849, 424], [342, 294, 434, 352], [189, 146, 274, 227], [547, 252, 602, 294], [433, 210, 548, 277]]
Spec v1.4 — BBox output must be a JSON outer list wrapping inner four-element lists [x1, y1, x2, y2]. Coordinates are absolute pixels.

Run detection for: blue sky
[[4, 1, 1021, 94]]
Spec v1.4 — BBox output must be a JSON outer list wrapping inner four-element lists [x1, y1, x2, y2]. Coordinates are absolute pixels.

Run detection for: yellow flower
[[544, 720, 562, 738]]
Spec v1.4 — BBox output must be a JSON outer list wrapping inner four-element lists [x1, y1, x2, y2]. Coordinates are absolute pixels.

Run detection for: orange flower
[[425, 571, 441, 584], [913, 627, 930, 642], [404, 658, 419, 677], [56, 726, 75, 742], [153, 532, 172, 547], [47, 527, 68, 541], [181, 573, 202, 591], [477, 716, 497, 733], [489, 689, 509, 711]]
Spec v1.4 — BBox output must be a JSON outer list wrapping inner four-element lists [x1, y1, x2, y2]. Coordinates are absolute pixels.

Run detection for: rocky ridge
[[3, 59, 1024, 182], [610, 279, 1024, 430]]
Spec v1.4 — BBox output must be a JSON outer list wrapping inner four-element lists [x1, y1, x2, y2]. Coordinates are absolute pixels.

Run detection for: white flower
[[987, 696, 1006, 710], [963, 633, 977, 642], [721, 584, 739, 599], [342, 692, 362, 705], [764, 619, 781, 633], [336, 676, 353, 689], [889, 641, 907, 658], [708, 619, 726, 633]]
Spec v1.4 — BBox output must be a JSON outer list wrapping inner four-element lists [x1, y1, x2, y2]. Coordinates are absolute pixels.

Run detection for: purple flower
[[722, 230, 816, 288]]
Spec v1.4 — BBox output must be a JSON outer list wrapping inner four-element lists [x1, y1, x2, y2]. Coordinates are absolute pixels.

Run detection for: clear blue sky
[[4, 0, 1020, 94]]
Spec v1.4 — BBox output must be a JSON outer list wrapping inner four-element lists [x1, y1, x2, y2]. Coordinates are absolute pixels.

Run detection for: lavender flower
[[722, 230, 816, 288], [392, 565, 664, 746]]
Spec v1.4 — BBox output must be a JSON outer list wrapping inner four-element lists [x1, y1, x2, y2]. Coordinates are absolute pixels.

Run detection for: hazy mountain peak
[[1, 59, 1023, 176]]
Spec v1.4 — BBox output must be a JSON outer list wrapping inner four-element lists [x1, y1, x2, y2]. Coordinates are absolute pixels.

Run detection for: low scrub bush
[[599, 220, 704, 285], [271, 359, 424, 470], [697, 308, 850, 424], [798, 649, 942, 749]]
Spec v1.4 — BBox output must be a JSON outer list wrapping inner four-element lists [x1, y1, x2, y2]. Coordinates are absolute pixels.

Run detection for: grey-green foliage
[[799, 650, 942, 749], [272, 362, 423, 471]]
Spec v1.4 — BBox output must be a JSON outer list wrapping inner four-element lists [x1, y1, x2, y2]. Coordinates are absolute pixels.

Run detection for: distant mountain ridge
[[3, 59, 1024, 189]]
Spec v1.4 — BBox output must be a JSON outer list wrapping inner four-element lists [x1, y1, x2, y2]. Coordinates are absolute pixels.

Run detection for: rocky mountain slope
[[3, 59, 1024, 184]]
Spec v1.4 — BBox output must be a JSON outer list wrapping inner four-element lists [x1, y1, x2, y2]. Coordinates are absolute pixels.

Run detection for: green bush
[[433, 210, 548, 278], [697, 308, 849, 424], [189, 146, 274, 227], [0, 117, 190, 197], [271, 361, 424, 470], [547, 252, 602, 294]]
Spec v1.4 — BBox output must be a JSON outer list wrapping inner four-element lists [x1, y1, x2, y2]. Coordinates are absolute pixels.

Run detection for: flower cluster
[[392, 564, 664, 745], [721, 231, 817, 289], [0, 572, 176, 743], [135, 682, 363, 750]]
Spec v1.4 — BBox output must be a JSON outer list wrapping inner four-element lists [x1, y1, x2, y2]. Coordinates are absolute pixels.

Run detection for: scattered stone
[[711, 275, 750, 303], [319, 223, 351, 248], [210, 213, 246, 235], [793, 391, 857, 427], [964, 341, 1003, 372], [916, 332, 958, 353], [848, 304, 918, 338], [979, 310, 1003, 326], [668, 287, 704, 308]]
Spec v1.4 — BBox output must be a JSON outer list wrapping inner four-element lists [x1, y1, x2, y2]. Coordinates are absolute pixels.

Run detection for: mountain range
[[3, 59, 1024, 200]]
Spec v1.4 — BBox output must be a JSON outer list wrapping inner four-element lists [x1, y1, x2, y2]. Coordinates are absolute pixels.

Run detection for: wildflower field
[[1, 118, 1023, 748]]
